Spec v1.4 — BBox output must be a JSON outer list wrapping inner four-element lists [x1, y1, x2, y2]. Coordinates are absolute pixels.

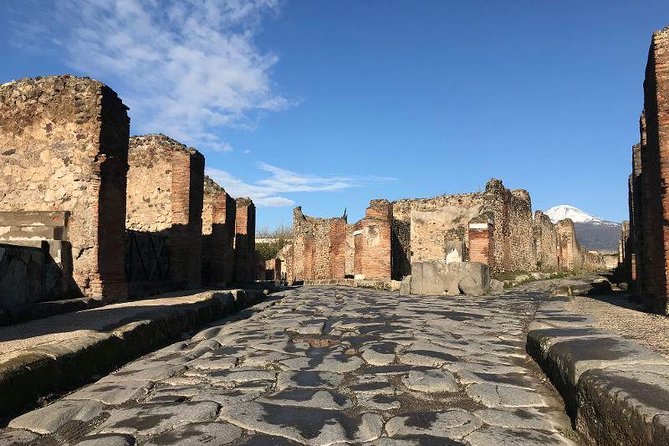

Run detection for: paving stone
[[97, 402, 220, 436], [143, 422, 243, 446], [464, 426, 573, 445], [0, 429, 39, 445], [73, 434, 136, 446], [64, 380, 152, 405], [8, 399, 105, 435], [385, 409, 483, 440], [465, 383, 547, 408], [402, 368, 459, 393], [0, 287, 578, 445]]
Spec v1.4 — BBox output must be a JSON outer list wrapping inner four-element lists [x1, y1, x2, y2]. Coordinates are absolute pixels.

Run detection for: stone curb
[[0, 288, 269, 421], [527, 297, 669, 445]]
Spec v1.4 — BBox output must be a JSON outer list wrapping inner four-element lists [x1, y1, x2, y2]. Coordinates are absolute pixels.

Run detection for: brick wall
[[291, 207, 347, 281], [126, 134, 204, 291], [468, 214, 494, 266], [633, 28, 669, 314], [0, 75, 129, 299], [202, 176, 236, 285], [354, 199, 392, 280], [234, 197, 256, 283]]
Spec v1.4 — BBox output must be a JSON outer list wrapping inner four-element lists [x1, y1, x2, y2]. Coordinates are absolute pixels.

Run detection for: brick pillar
[[353, 199, 392, 280], [170, 150, 204, 288], [234, 198, 256, 283], [202, 176, 236, 285], [468, 217, 494, 267]]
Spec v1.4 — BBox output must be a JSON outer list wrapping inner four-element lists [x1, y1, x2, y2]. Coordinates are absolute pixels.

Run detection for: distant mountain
[[545, 205, 621, 253]]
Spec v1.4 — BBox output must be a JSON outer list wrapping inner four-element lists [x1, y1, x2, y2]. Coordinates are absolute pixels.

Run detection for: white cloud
[[206, 163, 396, 208], [11, 0, 288, 152]]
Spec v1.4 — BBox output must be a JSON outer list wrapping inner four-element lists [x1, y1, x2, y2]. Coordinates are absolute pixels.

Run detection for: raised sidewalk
[[0, 288, 269, 421], [528, 296, 669, 445]]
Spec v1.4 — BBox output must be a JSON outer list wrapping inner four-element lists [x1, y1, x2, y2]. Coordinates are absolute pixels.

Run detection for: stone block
[[409, 260, 490, 296]]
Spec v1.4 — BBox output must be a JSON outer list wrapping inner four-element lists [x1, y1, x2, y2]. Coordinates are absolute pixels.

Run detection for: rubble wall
[[126, 134, 204, 290], [0, 75, 129, 299], [533, 211, 560, 271]]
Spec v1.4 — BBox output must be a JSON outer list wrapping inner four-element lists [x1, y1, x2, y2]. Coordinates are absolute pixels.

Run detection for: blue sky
[[2, 1, 668, 230]]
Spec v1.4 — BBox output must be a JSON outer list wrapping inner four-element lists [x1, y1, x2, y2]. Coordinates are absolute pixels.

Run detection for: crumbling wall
[[633, 27, 669, 314], [0, 75, 129, 299], [291, 207, 347, 282], [483, 180, 536, 272], [126, 134, 204, 291], [394, 193, 485, 265], [354, 199, 392, 280], [202, 176, 236, 285], [556, 219, 603, 272], [533, 211, 560, 271], [234, 198, 256, 283]]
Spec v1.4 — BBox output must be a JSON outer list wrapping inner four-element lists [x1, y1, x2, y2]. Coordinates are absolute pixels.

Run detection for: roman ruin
[[0, 76, 260, 318], [624, 27, 669, 314], [126, 134, 205, 294], [234, 197, 257, 283], [283, 178, 603, 287], [0, 75, 130, 303], [202, 176, 236, 286]]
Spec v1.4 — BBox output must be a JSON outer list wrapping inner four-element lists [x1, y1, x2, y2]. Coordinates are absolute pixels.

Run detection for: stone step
[[0, 211, 68, 228]]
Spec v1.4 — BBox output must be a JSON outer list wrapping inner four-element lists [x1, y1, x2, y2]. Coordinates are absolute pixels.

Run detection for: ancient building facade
[[284, 179, 603, 284], [202, 176, 236, 286], [0, 75, 129, 300], [126, 134, 205, 292], [625, 27, 669, 314], [234, 198, 256, 283]]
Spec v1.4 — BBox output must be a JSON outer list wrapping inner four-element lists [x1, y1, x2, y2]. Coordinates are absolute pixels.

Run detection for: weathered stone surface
[[8, 399, 104, 434], [0, 75, 130, 300], [410, 260, 490, 296], [2, 286, 576, 445]]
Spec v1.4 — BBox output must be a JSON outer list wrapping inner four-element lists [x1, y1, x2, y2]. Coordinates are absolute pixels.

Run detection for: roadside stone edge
[[527, 297, 669, 445]]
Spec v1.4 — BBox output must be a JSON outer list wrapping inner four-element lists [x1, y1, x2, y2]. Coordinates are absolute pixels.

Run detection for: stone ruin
[[202, 176, 236, 286], [622, 26, 669, 314], [126, 134, 205, 295], [0, 75, 258, 320], [281, 178, 604, 292], [0, 76, 130, 306]]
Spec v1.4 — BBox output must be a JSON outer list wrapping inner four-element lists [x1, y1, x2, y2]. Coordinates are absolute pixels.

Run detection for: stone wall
[[126, 134, 204, 292], [627, 27, 669, 314], [0, 75, 129, 299], [353, 200, 392, 280], [533, 211, 560, 271], [483, 180, 536, 272], [286, 178, 604, 284], [202, 176, 236, 286], [291, 207, 347, 282], [234, 198, 256, 283]]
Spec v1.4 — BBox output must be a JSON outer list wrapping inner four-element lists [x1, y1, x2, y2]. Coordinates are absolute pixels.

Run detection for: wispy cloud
[[9, 0, 288, 153], [206, 163, 396, 208]]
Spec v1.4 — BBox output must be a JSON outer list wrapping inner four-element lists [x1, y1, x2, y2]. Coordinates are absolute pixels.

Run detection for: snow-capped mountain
[[546, 205, 603, 224], [545, 205, 621, 253]]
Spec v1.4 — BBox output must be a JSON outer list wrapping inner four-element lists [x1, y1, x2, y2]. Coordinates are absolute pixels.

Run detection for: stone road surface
[[1, 287, 578, 446]]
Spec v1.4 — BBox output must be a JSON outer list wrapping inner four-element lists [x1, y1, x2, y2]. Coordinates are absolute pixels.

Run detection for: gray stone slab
[[402, 368, 459, 393], [143, 422, 243, 446], [8, 399, 104, 435], [385, 409, 483, 440]]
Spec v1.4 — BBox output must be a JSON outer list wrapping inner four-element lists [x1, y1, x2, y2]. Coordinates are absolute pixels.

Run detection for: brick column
[[234, 198, 256, 283], [468, 217, 494, 267]]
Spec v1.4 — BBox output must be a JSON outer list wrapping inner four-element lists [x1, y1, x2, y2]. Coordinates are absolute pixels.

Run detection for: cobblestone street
[[2, 287, 577, 446]]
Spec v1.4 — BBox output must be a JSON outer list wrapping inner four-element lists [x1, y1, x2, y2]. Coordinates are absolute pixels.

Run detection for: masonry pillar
[[126, 134, 204, 292], [0, 75, 129, 300], [234, 198, 256, 283], [353, 199, 392, 280], [202, 176, 236, 286]]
